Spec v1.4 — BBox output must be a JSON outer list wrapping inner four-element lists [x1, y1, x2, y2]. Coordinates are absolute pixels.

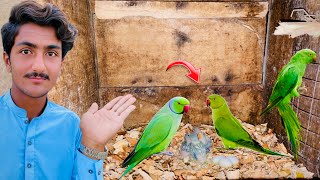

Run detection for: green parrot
[[261, 49, 317, 159], [120, 96, 190, 179], [207, 94, 285, 156]]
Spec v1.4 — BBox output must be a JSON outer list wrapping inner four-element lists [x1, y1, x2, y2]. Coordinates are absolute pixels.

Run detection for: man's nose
[[31, 54, 46, 72]]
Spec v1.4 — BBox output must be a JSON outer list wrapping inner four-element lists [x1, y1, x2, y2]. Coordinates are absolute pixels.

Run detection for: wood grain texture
[[42, 0, 99, 116], [95, 1, 267, 87], [99, 85, 263, 129], [0, 0, 25, 95], [95, 1, 268, 19], [264, 0, 320, 176]]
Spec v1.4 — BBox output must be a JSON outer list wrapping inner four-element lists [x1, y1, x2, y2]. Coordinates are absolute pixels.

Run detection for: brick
[[297, 154, 307, 164], [304, 145, 319, 164], [304, 64, 319, 80], [305, 131, 320, 150], [309, 115, 320, 134], [292, 98, 298, 108], [298, 142, 307, 159], [305, 161, 316, 176], [298, 96, 312, 112], [315, 82, 320, 99], [297, 110, 310, 129], [300, 128, 308, 144], [301, 78, 315, 97], [312, 99, 320, 117]]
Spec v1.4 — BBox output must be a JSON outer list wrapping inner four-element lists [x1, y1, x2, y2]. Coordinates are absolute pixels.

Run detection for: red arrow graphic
[[166, 60, 201, 83]]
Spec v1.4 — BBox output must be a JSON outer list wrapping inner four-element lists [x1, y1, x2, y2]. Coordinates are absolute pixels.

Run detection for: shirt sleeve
[[72, 119, 104, 180]]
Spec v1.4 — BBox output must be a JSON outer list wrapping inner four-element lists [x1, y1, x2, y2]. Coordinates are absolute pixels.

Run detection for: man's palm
[[80, 95, 136, 150]]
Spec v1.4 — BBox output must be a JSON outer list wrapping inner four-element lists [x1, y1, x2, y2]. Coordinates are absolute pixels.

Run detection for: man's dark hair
[[1, 0, 78, 59]]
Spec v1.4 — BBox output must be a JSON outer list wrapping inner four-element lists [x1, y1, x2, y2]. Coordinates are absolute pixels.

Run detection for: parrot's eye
[[309, 53, 312, 56], [177, 102, 181, 105]]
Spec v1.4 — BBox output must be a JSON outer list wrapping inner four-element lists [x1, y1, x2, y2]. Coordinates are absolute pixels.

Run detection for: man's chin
[[23, 89, 49, 99], [28, 93, 48, 99]]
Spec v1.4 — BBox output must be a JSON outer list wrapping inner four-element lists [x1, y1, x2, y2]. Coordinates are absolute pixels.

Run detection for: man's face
[[3, 23, 62, 98]]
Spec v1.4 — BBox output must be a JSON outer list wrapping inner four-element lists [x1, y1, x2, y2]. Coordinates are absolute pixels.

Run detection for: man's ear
[[3, 51, 11, 73]]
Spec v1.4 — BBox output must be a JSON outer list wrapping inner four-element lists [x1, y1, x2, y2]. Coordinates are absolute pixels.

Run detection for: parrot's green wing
[[215, 116, 252, 144], [215, 116, 285, 156], [261, 65, 299, 115], [136, 114, 173, 150], [122, 113, 173, 167]]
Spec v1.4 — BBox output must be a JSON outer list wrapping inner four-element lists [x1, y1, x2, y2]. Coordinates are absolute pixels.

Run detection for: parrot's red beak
[[184, 105, 190, 113], [206, 99, 210, 107]]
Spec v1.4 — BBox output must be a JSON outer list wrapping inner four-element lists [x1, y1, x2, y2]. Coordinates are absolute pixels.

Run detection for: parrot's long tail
[[120, 148, 152, 179], [260, 97, 282, 116], [261, 147, 287, 156], [244, 139, 287, 157], [277, 103, 301, 159], [119, 162, 139, 180]]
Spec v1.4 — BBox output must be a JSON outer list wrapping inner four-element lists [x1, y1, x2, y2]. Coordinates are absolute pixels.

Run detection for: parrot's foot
[[298, 86, 307, 94], [155, 151, 174, 156]]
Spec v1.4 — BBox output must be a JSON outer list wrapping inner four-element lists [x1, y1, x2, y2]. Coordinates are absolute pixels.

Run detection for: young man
[[0, 1, 136, 179]]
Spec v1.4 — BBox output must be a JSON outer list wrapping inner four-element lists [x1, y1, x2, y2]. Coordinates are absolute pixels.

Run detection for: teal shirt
[[0, 90, 103, 180]]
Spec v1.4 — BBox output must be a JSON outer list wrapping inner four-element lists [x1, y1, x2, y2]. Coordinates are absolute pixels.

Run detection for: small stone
[[226, 169, 240, 179], [216, 171, 226, 179]]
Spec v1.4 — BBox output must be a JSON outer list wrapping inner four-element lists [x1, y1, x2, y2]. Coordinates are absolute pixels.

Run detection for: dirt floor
[[103, 121, 314, 179]]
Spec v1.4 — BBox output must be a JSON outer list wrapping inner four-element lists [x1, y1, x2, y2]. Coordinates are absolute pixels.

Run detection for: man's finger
[[116, 97, 136, 115], [111, 94, 133, 112], [119, 105, 136, 120], [87, 102, 99, 114], [103, 96, 123, 110]]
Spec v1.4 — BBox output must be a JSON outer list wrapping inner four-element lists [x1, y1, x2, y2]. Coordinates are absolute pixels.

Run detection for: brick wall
[[293, 62, 320, 176]]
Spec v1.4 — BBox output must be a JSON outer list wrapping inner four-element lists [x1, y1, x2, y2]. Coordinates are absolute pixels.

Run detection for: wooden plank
[[0, 0, 25, 95], [99, 85, 264, 129], [95, 16, 266, 87], [95, 1, 268, 19], [40, 0, 99, 116]]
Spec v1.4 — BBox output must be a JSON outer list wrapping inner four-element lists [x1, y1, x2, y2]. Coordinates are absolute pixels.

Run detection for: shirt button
[[24, 120, 29, 124], [28, 141, 32, 145], [98, 171, 101, 175], [27, 163, 32, 168], [88, 169, 93, 174]]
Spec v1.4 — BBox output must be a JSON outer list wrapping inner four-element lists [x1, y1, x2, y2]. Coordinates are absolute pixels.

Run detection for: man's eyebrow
[[47, 45, 61, 50], [15, 41, 61, 50], [16, 41, 37, 48]]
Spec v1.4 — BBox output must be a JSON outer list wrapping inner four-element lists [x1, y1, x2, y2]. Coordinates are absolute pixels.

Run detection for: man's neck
[[11, 88, 47, 121]]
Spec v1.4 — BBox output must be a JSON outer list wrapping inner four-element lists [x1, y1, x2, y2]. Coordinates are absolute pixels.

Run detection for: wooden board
[[41, 0, 99, 116], [99, 85, 263, 129], [95, 1, 268, 19], [0, 0, 25, 95], [95, 1, 268, 87]]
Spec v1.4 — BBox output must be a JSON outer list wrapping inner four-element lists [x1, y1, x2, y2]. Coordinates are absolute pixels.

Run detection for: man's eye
[[21, 49, 31, 55], [47, 52, 57, 57]]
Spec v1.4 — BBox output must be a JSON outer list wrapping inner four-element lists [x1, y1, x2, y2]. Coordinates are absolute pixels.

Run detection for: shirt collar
[[3, 89, 49, 119]]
